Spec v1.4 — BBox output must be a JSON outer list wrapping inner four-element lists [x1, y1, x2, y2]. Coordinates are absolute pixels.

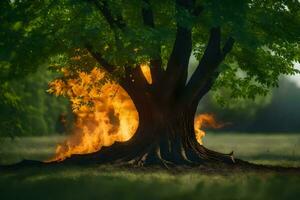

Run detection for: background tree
[[1, 0, 300, 166], [0, 65, 70, 137], [198, 77, 300, 133]]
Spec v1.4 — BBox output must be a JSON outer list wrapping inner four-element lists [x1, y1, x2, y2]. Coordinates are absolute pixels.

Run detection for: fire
[[140, 63, 152, 84], [194, 114, 223, 145], [47, 53, 221, 161], [47, 67, 138, 161]]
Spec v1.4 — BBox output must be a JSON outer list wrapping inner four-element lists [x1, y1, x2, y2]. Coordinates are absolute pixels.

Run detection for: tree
[[0, 66, 70, 137], [1, 0, 300, 166]]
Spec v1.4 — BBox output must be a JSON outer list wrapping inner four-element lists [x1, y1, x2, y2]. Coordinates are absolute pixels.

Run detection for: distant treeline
[[198, 78, 300, 133]]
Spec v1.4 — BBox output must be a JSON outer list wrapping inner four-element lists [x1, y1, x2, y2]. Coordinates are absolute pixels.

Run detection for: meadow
[[1, 133, 300, 200]]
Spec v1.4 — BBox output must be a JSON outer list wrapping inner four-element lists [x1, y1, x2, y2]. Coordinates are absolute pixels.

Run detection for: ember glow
[[194, 114, 223, 145]]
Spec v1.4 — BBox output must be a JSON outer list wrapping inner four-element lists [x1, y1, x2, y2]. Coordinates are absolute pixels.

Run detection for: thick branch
[[85, 44, 115, 73], [222, 36, 235, 57], [85, 0, 126, 66], [190, 71, 221, 110], [179, 27, 235, 107], [123, 66, 150, 92], [85, 45, 150, 111], [159, 0, 195, 100]]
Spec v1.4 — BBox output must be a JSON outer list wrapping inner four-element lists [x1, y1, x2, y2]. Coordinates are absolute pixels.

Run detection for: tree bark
[[46, 82, 235, 167]]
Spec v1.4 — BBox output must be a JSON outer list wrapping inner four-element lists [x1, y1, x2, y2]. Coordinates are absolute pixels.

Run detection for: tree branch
[[191, 71, 221, 108], [85, 0, 133, 77], [85, 44, 115, 73], [222, 36, 235, 58], [84, 1, 154, 99], [178, 27, 235, 108], [158, 0, 195, 100], [123, 65, 150, 94], [86, 43, 149, 96]]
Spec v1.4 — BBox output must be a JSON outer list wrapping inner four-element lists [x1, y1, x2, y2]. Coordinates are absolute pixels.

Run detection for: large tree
[[1, 0, 300, 166]]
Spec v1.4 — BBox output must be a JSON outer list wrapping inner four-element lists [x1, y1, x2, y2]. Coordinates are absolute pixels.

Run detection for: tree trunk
[[53, 86, 235, 167], [49, 19, 236, 168]]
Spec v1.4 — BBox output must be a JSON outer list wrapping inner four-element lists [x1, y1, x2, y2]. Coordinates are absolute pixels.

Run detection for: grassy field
[[204, 133, 300, 167], [1, 133, 300, 200]]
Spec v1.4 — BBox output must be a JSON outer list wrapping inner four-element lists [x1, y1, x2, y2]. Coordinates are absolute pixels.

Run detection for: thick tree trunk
[[50, 23, 236, 168], [51, 87, 235, 167]]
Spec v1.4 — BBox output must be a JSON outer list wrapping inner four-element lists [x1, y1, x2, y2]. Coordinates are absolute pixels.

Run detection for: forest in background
[[199, 78, 300, 133]]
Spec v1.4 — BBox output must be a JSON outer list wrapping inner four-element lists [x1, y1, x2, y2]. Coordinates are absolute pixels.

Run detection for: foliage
[[198, 91, 271, 124], [0, 66, 70, 137], [249, 78, 300, 132], [1, 0, 299, 100], [198, 78, 300, 133]]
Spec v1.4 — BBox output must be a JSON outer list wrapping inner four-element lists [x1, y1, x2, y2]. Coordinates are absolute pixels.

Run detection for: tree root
[[1, 138, 300, 174]]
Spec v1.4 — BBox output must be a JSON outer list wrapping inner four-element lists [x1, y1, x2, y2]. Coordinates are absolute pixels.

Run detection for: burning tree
[[1, 0, 300, 167], [46, 50, 224, 165]]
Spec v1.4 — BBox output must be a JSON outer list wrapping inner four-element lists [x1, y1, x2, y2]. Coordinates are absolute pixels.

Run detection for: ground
[[1, 133, 300, 200]]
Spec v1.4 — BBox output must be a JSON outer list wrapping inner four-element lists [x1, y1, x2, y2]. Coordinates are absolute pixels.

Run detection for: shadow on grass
[[1, 165, 300, 200]]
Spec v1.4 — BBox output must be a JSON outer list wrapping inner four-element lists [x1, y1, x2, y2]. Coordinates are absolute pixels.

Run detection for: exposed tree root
[[1, 142, 300, 175], [0, 121, 298, 173]]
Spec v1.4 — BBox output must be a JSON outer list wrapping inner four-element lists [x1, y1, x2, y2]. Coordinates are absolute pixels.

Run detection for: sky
[[289, 63, 300, 87]]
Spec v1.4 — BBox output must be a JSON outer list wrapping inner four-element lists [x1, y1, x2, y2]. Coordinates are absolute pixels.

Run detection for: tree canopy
[[1, 0, 300, 100]]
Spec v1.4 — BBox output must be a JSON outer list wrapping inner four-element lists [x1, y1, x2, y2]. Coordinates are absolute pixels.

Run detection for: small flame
[[140, 64, 152, 84], [194, 114, 223, 145]]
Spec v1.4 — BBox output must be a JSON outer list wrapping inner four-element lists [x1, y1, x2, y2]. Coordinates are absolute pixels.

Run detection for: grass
[[204, 133, 300, 167], [1, 165, 300, 200], [1, 133, 300, 200]]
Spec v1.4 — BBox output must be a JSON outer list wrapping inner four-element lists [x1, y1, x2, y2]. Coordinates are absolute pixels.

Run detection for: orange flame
[[47, 68, 138, 161], [140, 63, 152, 84], [47, 60, 221, 161], [194, 114, 223, 145]]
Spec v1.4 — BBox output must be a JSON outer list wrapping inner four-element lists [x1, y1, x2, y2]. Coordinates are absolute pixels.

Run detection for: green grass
[[204, 133, 300, 167], [1, 133, 300, 166], [1, 133, 300, 200], [1, 165, 300, 200], [0, 136, 64, 165]]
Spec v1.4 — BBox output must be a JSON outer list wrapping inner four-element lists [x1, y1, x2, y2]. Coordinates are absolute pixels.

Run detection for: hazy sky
[[289, 63, 300, 87]]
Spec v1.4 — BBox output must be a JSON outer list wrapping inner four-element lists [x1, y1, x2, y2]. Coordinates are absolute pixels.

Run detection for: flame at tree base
[[47, 68, 138, 162], [194, 113, 224, 145], [47, 66, 223, 162]]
